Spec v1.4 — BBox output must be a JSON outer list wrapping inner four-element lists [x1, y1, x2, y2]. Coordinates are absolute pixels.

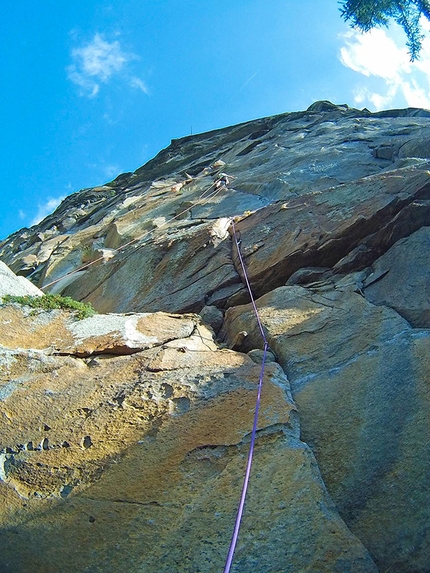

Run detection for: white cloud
[[130, 76, 149, 94], [67, 33, 136, 97], [339, 25, 430, 110], [30, 196, 65, 226], [340, 29, 411, 80]]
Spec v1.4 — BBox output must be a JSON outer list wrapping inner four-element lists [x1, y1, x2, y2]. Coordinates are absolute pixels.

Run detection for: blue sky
[[2, 0, 430, 239]]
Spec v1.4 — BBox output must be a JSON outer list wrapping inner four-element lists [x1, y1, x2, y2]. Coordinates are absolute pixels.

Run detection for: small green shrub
[[2, 293, 96, 320]]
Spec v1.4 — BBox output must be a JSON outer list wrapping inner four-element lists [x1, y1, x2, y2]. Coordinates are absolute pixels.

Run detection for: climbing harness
[[223, 219, 269, 573]]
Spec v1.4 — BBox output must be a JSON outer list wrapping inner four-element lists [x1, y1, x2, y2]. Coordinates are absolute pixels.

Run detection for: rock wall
[[1, 102, 429, 572]]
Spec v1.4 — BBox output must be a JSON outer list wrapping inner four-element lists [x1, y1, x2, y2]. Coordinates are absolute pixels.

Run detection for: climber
[[214, 172, 234, 190]]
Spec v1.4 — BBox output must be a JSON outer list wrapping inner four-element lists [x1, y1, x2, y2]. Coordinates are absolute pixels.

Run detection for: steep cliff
[[0, 101, 429, 572]]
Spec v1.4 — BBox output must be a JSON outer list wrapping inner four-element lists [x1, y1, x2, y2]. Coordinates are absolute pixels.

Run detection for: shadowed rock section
[[1, 101, 430, 572]]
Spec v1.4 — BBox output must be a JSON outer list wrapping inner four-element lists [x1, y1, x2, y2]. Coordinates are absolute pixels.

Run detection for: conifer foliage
[[340, 0, 430, 59]]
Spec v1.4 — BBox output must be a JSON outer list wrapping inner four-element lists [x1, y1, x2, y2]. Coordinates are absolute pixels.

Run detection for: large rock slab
[[221, 285, 430, 572], [0, 296, 377, 573], [3, 104, 430, 314], [229, 168, 430, 300], [49, 218, 242, 314], [364, 225, 430, 327]]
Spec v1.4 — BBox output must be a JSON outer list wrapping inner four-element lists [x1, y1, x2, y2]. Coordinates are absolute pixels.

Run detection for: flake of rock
[[0, 261, 43, 297], [363, 226, 430, 327], [0, 301, 198, 357]]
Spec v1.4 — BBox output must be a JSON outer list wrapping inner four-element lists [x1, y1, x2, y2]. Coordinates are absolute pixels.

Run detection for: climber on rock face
[[214, 172, 233, 189]]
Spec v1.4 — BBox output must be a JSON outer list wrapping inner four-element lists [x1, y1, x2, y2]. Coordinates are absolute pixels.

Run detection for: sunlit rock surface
[[221, 286, 430, 572], [0, 278, 376, 573], [1, 101, 430, 572]]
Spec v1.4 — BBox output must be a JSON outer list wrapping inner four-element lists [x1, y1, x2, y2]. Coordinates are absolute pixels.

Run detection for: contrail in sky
[[239, 71, 258, 91]]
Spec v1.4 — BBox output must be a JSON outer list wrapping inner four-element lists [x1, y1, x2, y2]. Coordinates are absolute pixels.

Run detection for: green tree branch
[[340, 0, 430, 59]]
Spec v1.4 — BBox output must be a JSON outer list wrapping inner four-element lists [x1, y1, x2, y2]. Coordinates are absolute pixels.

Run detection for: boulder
[[199, 304, 224, 334]]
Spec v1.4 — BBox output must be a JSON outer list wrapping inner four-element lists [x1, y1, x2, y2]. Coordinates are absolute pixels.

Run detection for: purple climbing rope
[[223, 219, 269, 573]]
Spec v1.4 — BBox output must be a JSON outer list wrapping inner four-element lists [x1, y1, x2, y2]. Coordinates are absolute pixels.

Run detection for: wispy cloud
[[67, 33, 147, 97], [30, 196, 65, 226], [339, 24, 430, 110], [130, 76, 149, 94]]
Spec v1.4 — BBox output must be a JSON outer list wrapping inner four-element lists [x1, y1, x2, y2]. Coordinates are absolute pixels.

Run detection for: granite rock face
[[363, 226, 430, 327], [1, 101, 430, 572], [0, 273, 376, 573], [2, 102, 430, 313], [221, 286, 430, 572]]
